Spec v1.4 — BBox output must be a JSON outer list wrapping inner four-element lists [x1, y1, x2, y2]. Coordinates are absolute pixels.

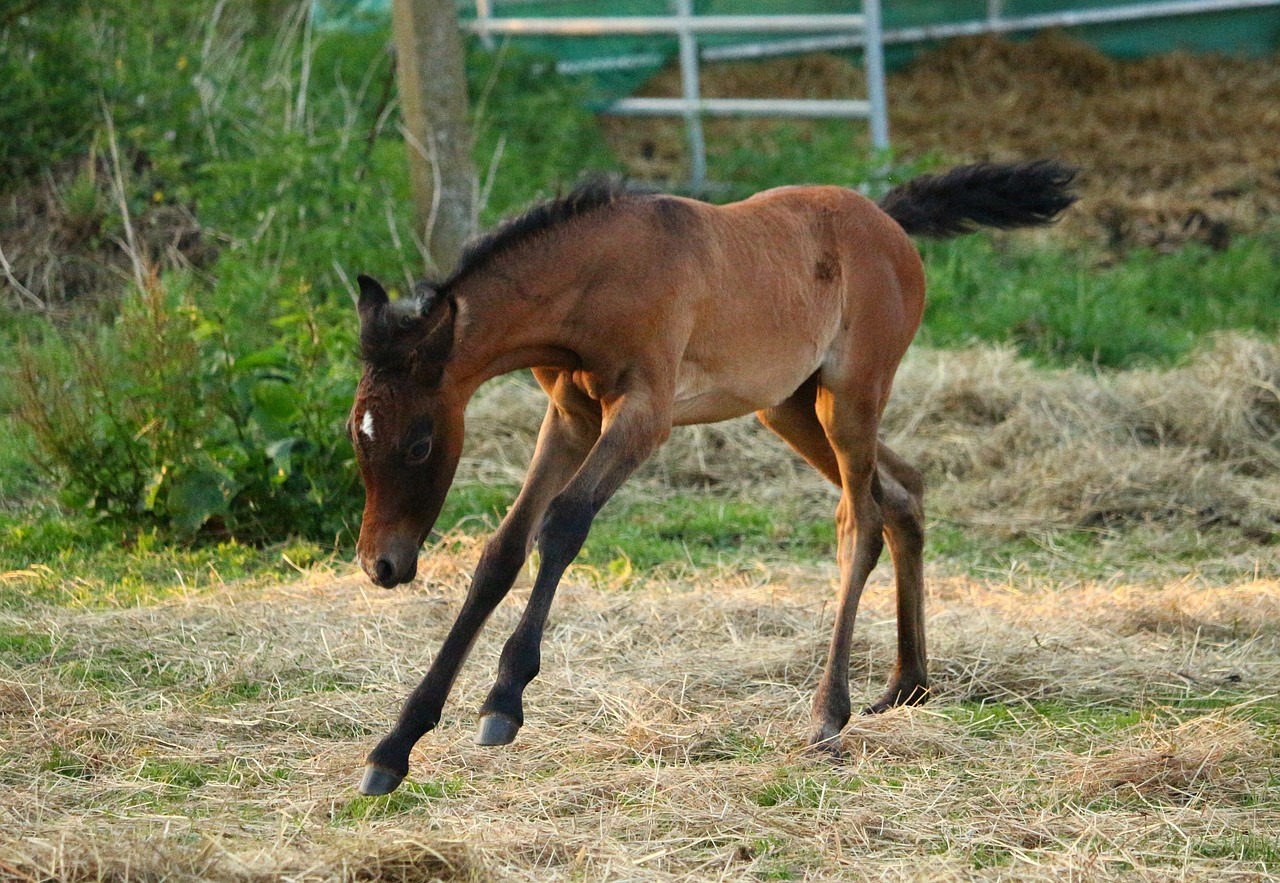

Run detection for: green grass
[[0, 508, 335, 609], [138, 758, 219, 790], [334, 778, 466, 823], [57, 647, 196, 694], [1195, 833, 1280, 869], [918, 231, 1280, 368], [434, 481, 837, 577], [4, 477, 1267, 611], [753, 774, 835, 808], [40, 745, 95, 780], [925, 519, 1271, 585], [5, 479, 833, 609], [0, 629, 53, 665], [581, 494, 836, 574]]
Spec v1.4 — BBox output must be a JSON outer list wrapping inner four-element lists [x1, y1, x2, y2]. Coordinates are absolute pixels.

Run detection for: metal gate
[[461, 1, 890, 189]]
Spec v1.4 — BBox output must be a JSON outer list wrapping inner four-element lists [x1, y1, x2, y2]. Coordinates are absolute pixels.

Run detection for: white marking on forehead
[[360, 410, 375, 440]]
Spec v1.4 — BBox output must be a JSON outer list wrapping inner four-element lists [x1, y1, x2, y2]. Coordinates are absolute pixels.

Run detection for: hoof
[[863, 683, 929, 715], [805, 731, 844, 761], [474, 712, 520, 746], [359, 764, 406, 796]]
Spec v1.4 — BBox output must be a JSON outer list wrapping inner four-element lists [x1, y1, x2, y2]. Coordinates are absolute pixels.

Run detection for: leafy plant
[[12, 269, 360, 541]]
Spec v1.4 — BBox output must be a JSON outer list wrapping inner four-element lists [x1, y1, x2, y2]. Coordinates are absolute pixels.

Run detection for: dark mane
[[439, 177, 635, 290]]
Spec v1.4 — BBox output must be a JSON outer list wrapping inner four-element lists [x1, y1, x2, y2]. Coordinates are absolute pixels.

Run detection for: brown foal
[[348, 161, 1077, 795]]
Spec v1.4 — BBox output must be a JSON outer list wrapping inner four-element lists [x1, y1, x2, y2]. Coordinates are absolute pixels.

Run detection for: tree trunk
[[391, 0, 475, 273]]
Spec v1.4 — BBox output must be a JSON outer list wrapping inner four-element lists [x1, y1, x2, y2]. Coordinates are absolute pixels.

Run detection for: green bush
[[2, 2, 622, 542], [0, 0, 237, 191], [13, 272, 359, 541]]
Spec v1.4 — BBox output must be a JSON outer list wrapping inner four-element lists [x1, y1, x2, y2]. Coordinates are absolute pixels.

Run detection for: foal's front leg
[[360, 402, 596, 795], [474, 391, 671, 746]]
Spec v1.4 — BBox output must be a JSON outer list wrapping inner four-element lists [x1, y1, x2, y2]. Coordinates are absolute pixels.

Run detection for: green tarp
[[314, 1, 1280, 100]]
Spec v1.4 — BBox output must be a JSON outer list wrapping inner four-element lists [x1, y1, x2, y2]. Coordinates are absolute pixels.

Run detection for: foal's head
[[349, 275, 463, 587]]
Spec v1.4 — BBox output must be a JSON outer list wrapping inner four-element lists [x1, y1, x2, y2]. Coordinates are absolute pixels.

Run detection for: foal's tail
[[878, 160, 1078, 238]]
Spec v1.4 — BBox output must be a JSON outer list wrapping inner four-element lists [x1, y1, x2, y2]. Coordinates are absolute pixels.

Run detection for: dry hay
[[2, 547, 1278, 881], [1066, 714, 1267, 803], [459, 333, 1280, 542], [1, 832, 482, 882], [602, 33, 1280, 250]]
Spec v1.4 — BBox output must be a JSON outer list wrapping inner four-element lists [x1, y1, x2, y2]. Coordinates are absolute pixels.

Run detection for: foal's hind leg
[[866, 444, 928, 713], [758, 380, 928, 749], [806, 381, 887, 753]]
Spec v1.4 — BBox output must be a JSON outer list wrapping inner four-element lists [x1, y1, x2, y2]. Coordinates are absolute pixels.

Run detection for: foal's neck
[[441, 247, 586, 399]]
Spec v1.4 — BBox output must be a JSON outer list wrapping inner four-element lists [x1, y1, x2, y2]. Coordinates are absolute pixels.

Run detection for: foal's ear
[[356, 274, 389, 322], [413, 281, 456, 369], [414, 280, 444, 320]]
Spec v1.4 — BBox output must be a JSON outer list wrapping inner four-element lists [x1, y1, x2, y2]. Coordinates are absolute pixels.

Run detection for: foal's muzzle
[[358, 533, 420, 588]]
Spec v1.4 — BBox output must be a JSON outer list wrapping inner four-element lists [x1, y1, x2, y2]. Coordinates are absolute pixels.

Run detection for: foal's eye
[[405, 437, 433, 465]]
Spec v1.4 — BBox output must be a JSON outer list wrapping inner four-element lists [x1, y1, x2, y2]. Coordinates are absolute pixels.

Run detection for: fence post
[[864, 0, 890, 151], [392, 0, 476, 272], [474, 0, 495, 50], [675, 0, 709, 189]]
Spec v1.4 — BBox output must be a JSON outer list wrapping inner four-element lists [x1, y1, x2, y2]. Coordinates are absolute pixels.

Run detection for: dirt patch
[[0, 152, 216, 313], [602, 33, 1280, 251]]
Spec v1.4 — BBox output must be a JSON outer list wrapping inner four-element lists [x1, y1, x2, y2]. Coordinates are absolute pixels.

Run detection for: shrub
[[2, 0, 626, 544], [12, 270, 360, 541]]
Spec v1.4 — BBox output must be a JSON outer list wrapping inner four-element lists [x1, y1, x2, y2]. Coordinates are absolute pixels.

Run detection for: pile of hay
[[603, 33, 1280, 250], [460, 334, 1280, 539]]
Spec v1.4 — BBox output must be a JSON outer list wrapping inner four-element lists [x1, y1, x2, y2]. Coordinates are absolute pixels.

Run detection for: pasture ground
[[3, 345, 1278, 882], [2, 540, 1277, 881]]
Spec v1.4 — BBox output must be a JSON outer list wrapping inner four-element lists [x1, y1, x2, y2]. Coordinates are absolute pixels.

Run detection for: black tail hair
[[878, 160, 1078, 238]]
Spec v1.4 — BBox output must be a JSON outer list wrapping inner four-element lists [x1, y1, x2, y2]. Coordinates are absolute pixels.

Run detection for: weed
[[0, 629, 53, 665], [138, 758, 217, 790], [334, 778, 464, 823], [969, 843, 1015, 869], [1195, 833, 1280, 868], [40, 744, 95, 780], [753, 774, 832, 808]]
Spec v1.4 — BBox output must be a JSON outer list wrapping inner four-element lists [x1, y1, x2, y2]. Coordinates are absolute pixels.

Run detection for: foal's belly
[[670, 333, 828, 426]]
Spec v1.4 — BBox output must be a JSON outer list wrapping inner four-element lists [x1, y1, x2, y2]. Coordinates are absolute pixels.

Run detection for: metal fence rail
[[461, 2, 889, 189], [706, 0, 1280, 60]]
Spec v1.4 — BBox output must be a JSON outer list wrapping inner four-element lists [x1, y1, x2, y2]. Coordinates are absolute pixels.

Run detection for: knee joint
[[539, 494, 594, 550], [884, 495, 924, 549]]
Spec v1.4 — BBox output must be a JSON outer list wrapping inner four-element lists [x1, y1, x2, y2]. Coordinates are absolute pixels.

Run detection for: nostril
[[374, 558, 395, 585]]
